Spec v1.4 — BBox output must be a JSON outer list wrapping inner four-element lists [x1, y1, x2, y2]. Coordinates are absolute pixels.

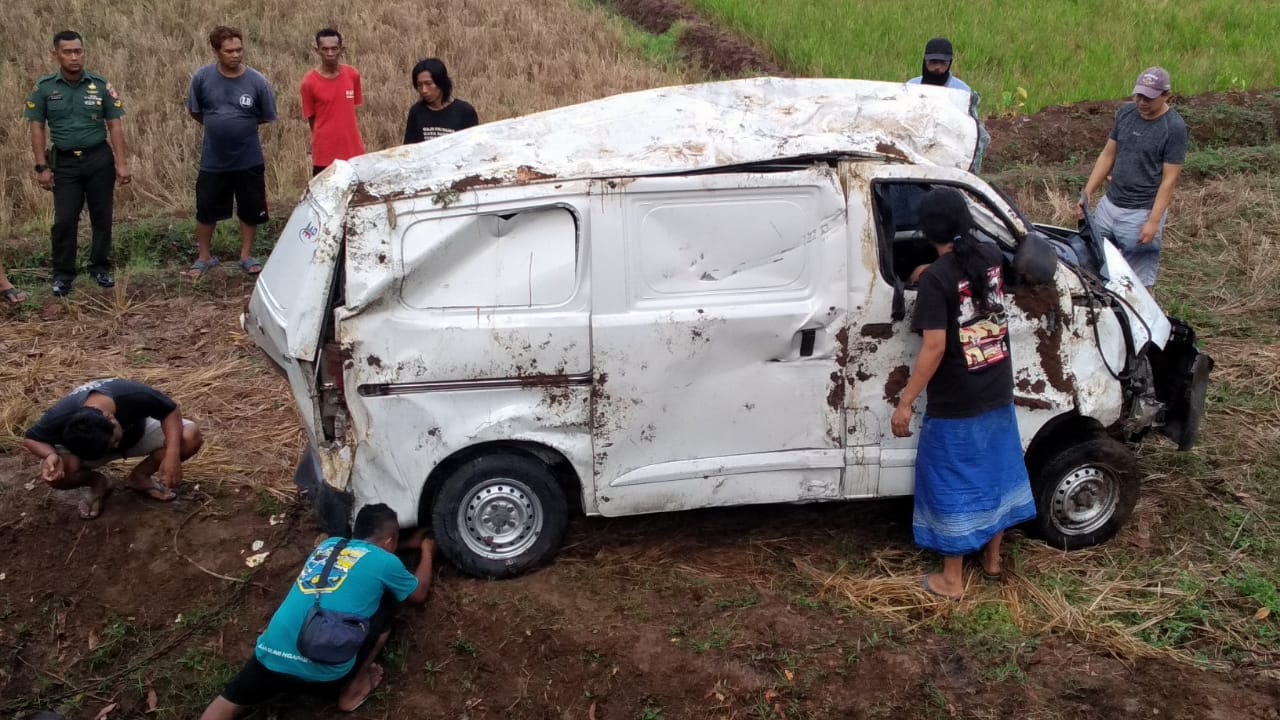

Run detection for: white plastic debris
[[269, 513, 285, 526], [245, 552, 270, 568], [251, 540, 265, 552]]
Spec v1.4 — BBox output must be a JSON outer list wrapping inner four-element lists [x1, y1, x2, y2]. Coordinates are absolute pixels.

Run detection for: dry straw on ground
[[1, 0, 691, 231], [0, 279, 303, 496]]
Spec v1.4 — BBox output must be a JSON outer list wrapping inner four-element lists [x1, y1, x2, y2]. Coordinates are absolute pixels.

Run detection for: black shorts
[[195, 165, 269, 226], [219, 593, 397, 707]]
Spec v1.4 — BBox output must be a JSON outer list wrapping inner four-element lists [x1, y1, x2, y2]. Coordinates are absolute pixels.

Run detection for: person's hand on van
[[891, 401, 914, 437], [398, 527, 429, 551]]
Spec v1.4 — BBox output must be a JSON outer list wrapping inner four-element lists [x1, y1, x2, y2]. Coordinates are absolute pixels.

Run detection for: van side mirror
[[891, 281, 906, 321]]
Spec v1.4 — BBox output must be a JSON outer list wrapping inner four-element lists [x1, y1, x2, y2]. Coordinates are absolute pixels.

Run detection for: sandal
[[1, 286, 25, 304], [920, 574, 962, 601], [238, 257, 263, 275], [79, 474, 111, 520], [128, 476, 177, 502], [187, 257, 220, 280]]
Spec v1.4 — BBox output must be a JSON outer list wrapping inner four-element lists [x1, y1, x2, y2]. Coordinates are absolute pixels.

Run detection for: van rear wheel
[[431, 453, 569, 579], [1030, 435, 1139, 550]]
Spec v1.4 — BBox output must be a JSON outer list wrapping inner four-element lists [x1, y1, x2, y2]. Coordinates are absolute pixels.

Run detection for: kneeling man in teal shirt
[[202, 504, 435, 716]]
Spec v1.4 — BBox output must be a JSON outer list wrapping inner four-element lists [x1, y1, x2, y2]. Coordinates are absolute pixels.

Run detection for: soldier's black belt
[[53, 142, 107, 158]]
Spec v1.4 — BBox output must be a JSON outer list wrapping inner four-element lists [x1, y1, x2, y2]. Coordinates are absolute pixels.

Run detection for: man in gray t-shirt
[[1079, 67, 1188, 287], [185, 25, 278, 280]]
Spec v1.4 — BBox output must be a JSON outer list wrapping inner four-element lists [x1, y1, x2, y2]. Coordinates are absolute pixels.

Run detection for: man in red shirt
[[300, 28, 364, 176]]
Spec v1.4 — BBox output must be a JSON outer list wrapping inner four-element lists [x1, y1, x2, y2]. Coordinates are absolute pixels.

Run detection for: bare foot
[[337, 662, 384, 712], [78, 472, 111, 520]]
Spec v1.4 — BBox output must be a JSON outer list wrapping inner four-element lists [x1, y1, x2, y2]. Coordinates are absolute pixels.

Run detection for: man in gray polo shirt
[[1079, 67, 1188, 288], [186, 25, 277, 280]]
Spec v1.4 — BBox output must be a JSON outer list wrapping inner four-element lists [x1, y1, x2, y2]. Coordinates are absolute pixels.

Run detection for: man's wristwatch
[[34, 164, 49, 173]]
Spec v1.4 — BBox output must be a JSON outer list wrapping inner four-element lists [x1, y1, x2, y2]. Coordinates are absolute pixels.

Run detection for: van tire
[[431, 452, 569, 579], [1029, 435, 1138, 550]]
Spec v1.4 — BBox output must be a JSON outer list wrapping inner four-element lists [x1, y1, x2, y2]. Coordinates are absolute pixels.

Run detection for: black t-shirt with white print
[[910, 242, 1014, 419], [403, 99, 479, 144]]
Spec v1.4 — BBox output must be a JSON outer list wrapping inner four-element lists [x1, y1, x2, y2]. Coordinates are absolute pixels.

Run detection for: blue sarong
[[912, 403, 1037, 556]]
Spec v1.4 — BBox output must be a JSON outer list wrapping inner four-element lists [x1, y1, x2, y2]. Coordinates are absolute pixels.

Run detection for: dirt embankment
[[603, 0, 784, 76]]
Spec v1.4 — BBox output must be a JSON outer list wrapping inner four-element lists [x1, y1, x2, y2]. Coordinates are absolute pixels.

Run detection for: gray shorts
[[59, 418, 195, 469], [1093, 195, 1166, 287]]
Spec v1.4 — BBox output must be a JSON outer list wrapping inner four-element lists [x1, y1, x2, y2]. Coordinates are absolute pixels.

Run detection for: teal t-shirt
[[255, 538, 419, 681]]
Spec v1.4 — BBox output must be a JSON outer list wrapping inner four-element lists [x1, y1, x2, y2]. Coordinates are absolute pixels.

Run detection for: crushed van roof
[[343, 77, 980, 202]]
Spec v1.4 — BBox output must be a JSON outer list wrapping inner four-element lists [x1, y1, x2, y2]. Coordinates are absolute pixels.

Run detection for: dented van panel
[[340, 387, 593, 527]]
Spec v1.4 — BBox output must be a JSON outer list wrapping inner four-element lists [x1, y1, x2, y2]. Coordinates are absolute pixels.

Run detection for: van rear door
[[245, 162, 355, 367], [244, 162, 355, 436]]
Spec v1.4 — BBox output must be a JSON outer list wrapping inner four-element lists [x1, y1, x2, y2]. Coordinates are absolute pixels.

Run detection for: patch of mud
[[604, 0, 784, 76], [1009, 286, 1072, 394], [859, 323, 894, 340], [883, 364, 911, 405]]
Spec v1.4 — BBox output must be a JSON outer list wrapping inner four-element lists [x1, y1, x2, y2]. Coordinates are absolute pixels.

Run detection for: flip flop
[[187, 257, 220, 280], [920, 574, 962, 601], [238, 257, 263, 275], [128, 476, 177, 502], [342, 662, 384, 712], [79, 476, 111, 520], [1, 287, 26, 304]]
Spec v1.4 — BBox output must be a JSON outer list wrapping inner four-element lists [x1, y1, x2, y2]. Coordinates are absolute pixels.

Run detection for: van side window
[[399, 207, 579, 309], [871, 182, 1016, 287], [628, 190, 816, 304]]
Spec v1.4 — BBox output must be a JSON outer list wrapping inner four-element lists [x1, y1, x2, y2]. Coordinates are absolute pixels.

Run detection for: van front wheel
[[431, 453, 569, 579], [1030, 435, 1139, 550]]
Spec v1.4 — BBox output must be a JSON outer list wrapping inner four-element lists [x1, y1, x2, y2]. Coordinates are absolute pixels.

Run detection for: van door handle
[[799, 329, 816, 357]]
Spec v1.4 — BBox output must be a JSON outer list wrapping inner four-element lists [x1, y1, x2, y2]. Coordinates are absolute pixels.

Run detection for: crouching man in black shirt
[[22, 378, 203, 519]]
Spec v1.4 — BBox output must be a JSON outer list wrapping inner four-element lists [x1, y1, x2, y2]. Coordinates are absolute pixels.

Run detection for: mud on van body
[[245, 78, 1211, 578]]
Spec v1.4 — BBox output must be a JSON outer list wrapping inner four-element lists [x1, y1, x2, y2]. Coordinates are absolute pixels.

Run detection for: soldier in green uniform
[[25, 30, 131, 297]]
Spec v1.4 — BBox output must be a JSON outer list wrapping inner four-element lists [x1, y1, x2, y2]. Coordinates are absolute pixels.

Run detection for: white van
[[245, 78, 1211, 578]]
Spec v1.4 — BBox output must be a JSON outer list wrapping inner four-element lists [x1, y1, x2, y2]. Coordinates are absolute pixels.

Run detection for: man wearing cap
[[908, 37, 990, 171], [25, 30, 131, 297], [1079, 67, 1188, 288]]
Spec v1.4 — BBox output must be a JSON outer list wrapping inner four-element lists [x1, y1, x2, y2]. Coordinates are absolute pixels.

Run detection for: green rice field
[[687, 0, 1280, 113]]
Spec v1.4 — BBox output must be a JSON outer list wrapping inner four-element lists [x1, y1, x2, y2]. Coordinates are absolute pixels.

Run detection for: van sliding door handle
[[799, 328, 816, 357]]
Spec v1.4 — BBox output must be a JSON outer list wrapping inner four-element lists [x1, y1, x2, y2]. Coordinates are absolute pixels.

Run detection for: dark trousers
[[51, 143, 115, 280]]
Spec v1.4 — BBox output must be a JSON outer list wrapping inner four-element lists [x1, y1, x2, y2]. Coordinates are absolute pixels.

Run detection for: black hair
[[315, 28, 342, 47], [352, 503, 399, 541], [209, 25, 243, 52], [918, 187, 997, 312], [410, 57, 453, 101], [63, 407, 115, 459], [53, 30, 83, 48]]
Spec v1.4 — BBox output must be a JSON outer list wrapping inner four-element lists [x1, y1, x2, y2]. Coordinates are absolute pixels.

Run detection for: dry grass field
[[0, 0, 692, 232]]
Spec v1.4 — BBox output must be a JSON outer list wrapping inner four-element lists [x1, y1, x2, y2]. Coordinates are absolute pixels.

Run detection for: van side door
[[588, 168, 849, 516]]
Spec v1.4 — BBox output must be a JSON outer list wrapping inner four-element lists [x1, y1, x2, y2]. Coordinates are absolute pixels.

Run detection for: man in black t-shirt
[[22, 379, 204, 519]]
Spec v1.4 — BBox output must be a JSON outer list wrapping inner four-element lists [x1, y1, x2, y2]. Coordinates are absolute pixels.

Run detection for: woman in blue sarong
[[890, 187, 1037, 599]]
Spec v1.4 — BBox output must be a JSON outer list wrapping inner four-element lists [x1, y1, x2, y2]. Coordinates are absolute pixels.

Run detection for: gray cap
[[1133, 67, 1171, 98]]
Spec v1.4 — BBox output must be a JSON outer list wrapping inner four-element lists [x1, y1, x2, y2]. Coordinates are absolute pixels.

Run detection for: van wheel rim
[[458, 478, 543, 560], [1049, 465, 1119, 536]]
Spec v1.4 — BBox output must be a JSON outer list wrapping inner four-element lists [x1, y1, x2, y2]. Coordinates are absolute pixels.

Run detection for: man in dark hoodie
[[907, 37, 990, 171]]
